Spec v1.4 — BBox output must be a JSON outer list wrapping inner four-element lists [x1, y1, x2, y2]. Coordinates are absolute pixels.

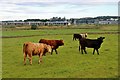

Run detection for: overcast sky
[[0, 0, 119, 21]]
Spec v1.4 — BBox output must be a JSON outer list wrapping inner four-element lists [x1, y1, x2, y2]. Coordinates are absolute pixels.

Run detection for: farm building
[[2, 21, 70, 26], [70, 16, 118, 25], [1, 16, 119, 27], [98, 20, 118, 24]]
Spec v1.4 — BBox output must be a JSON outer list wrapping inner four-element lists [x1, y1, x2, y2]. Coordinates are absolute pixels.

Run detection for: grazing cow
[[73, 33, 87, 41], [79, 37, 105, 55], [23, 42, 52, 65], [39, 39, 64, 55]]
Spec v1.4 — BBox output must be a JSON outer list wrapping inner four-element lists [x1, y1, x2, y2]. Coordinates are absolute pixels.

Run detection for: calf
[[79, 37, 105, 55], [73, 33, 87, 41], [39, 39, 64, 55], [23, 42, 52, 65]]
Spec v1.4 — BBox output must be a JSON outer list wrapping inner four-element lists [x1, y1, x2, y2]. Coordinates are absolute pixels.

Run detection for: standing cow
[[23, 42, 52, 65], [73, 33, 87, 41], [39, 39, 64, 55], [79, 37, 105, 55]]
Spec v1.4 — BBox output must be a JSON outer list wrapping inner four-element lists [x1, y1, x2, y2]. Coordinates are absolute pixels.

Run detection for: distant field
[[1, 25, 119, 78], [2, 25, 118, 36]]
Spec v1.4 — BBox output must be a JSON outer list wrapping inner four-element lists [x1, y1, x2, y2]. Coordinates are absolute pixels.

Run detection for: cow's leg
[[42, 52, 46, 56], [28, 54, 32, 65], [93, 48, 95, 55], [84, 48, 87, 54], [51, 49, 54, 55], [81, 47, 84, 54], [55, 49, 58, 54], [23, 53, 27, 65], [79, 45, 80, 52], [38, 54, 40, 64], [73, 37, 74, 41], [75, 38, 76, 40], [81, 49, 83, 54], [96, 49, 99, 55], [39, 53, 43, 63]]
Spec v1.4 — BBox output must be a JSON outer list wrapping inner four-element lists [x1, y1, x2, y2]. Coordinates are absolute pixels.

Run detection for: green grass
[[2, 24, 118, 37], [2, 28, 118, 78]]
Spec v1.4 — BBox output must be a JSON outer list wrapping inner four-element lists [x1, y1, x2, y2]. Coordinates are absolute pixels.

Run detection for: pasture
[[2, 26, 118, 78]]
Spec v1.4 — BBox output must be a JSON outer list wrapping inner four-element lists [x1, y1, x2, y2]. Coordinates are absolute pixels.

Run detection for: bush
[[31, 25, 37, 30]]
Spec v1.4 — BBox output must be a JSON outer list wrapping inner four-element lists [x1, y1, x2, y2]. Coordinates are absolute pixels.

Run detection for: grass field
[[1, 25, 119, 78]]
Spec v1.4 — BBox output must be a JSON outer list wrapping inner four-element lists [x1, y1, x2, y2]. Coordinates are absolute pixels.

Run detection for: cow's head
[[46, 45, 52, 53], [85, 33, 87, 37], [97, 37, 105, 43], [39, 39, 45, 43], [59, 40, 64, 46]]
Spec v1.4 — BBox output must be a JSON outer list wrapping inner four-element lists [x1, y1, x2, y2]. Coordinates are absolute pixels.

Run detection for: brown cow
[[23, 42, 52, 65], [39, 39, 64, 55]]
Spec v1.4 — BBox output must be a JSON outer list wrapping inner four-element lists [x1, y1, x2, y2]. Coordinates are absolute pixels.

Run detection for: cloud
[[0, 0, 119, 21]]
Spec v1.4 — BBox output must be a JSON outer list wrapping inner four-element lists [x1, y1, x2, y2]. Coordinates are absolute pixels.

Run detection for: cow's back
[[39, 39, 64, 49], [74, 34, 82, 39], [80, 39, 98, 48], [39, 39, 56, 46]]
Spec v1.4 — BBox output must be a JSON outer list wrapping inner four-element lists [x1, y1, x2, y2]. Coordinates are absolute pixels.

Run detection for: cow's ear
[[103, 37, 105, 39]]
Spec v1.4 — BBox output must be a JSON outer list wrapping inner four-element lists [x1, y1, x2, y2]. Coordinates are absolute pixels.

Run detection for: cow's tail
[[23, 43, 28, 54], [23, 43, 29, 65]]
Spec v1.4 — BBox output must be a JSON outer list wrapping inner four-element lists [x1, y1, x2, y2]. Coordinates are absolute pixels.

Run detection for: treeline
[[23, 16, 119, 22], [24, 19, 50, 22], [24, 17, 67, 22], [94, 16, 119, 20]]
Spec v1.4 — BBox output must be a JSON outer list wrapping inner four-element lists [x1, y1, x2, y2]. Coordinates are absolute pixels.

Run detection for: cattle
[[23, 42, 52, 65], [81, 33, 88, 38], [73, 33, 87, 41], [79, 37, 105, 55], [39, 39, 64, 55]]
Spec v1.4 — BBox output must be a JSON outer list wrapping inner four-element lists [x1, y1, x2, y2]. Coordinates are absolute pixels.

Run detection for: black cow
[[79, 37, 105, 55]]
